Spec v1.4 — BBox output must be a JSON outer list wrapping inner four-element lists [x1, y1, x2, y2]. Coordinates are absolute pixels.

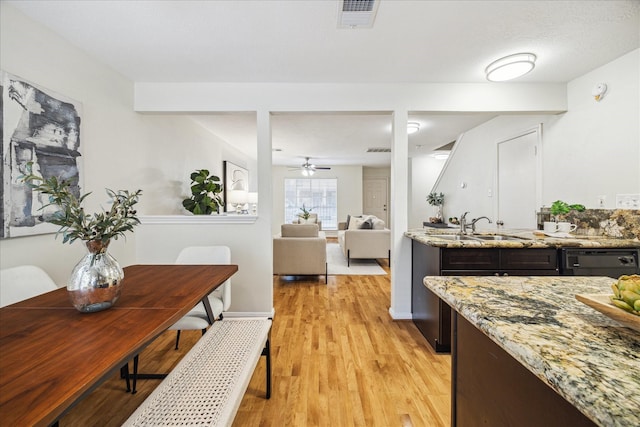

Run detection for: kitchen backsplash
[[561, 209, 640, 239]]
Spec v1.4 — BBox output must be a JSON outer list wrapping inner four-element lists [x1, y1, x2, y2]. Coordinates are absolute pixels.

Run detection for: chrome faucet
[[470, 216, 492, 233], [459, 212, 470, 234]]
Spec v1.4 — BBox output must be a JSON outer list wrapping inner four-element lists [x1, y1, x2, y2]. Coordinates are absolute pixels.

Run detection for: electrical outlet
[[597, 195, 606, 208], [616, 194, 640, 209], [487, 188, 492, 197]]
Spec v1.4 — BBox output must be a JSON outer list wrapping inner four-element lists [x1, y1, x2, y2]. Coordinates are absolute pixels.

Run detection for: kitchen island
[[424, 275, 639, 427]]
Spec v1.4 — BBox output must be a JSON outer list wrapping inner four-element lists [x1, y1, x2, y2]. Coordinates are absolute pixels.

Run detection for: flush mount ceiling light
[[407, 122, 420, 134], [485, 53, 537, 82]]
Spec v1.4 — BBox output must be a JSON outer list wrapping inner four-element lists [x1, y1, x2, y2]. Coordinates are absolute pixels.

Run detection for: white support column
[[389, 110, 412, 319], [256, 109, 274, 311]]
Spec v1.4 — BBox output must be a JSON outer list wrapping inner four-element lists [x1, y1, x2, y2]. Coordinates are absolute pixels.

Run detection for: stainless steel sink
[[433, 234, 479, 241], [433, 234, 529, 242], [471, 235, 527, 241]]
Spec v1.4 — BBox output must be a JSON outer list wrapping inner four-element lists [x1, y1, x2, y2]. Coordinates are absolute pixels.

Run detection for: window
[[284, 178, 338, 230]]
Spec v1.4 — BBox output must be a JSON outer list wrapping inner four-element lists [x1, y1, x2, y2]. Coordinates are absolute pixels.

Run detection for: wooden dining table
[[0, 264, 238, 427]]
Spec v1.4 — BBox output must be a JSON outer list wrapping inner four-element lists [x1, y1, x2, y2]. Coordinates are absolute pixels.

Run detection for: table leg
[[201, 295, 215, 324]]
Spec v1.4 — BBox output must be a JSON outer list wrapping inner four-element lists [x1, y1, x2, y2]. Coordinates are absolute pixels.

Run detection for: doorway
[[363, 178, 389, 225]]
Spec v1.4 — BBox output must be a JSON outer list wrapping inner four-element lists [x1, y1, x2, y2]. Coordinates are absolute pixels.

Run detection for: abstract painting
[[1, 71, 83, 238], [223, 161, 248, 213]]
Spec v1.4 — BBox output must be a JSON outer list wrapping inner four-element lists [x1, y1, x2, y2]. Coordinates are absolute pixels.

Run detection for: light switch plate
[[615, 194, 640, 209]]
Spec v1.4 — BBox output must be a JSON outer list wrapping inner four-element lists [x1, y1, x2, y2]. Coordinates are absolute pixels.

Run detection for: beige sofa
[[273, 224, 327, 283], [337, 216, 391, 266]]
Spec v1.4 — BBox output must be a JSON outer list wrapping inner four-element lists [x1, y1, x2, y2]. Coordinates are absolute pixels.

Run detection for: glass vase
[[67, 240, 124, 313], [434, 205, 444, 223]]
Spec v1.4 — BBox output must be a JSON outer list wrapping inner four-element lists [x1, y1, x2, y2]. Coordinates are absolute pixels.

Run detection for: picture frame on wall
[[1, 70, 83, 239], [223, 161, 249, 213]]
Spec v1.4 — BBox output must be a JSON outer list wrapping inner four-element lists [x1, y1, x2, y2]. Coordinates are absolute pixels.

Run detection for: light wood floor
[[60, 260, 451, 426]]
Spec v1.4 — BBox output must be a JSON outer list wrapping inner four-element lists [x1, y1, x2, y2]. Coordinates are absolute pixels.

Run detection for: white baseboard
[[388, 307, 413, 320]]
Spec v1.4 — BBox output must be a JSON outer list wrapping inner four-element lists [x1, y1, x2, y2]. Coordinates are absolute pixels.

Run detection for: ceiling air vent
[[366, 147, 391, 153], [338, 0, 380, 29]]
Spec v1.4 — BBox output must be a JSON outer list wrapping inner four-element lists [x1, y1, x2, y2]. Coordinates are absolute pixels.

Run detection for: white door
[[497, 128, 540, 229], [363, 178, 388, 224]]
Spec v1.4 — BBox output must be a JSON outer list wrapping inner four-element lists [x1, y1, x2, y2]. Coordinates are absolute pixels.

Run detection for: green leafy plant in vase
[[427, 192, 445, 223], [182, 169, 224, 215], [299, 204, 313, 220], [550, 200, 585, 221], [21, 162, 142, 313]]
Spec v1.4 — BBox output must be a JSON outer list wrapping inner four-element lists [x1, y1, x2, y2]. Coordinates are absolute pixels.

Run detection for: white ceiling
[[8, 0, 639, 167]]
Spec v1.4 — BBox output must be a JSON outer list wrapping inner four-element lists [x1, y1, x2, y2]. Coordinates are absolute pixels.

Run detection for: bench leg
[[347, 249, 350, 267], [262, 338, 272, 399]]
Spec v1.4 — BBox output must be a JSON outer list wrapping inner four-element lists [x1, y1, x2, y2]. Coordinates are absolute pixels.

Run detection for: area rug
[[326, 243, 387, 275]]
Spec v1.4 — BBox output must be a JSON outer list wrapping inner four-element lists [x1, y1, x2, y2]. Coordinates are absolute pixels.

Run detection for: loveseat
[[337, 215, 391, 266], [273, 223, 327, 283]]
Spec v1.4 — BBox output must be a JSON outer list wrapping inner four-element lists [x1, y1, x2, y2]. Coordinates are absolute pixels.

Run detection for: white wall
[[409, 157, 447, 228], [542, 49, 640, 205], [434, 115, 551, 229], [432, 49, 639, 228]]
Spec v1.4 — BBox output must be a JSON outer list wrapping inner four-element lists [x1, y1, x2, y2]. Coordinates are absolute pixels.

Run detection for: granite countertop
[[423, 275, 640, 427], [405, 228, 640, 248]]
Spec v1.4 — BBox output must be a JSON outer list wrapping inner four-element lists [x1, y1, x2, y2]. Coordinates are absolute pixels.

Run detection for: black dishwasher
[[560, 248, 640, 277]]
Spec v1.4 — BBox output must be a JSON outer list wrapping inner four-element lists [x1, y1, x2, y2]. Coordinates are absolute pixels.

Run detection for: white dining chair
[[0, 265, 58, 307], [168, 246, 232, 349]]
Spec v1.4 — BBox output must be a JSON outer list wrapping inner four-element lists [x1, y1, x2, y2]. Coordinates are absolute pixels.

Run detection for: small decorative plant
[[299, 204, 313, 220], [550, 200, 585, 221], [427, 192, 444, 206], [427, 192, 445, 223], [21, 163, 142, 244], [182, 169, 224, 215]]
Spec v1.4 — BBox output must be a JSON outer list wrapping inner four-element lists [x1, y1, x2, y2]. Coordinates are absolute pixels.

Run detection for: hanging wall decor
[[223, 161, 249, 213], [1, 71, 83, 238]]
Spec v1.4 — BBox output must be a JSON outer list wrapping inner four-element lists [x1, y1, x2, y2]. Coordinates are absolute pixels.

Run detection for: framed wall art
[[1, 71, 83, 238], [223, 161, 248, 213]]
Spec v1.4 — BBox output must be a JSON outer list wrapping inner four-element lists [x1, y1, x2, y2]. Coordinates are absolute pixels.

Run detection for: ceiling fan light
[[407, 122, 420, 134], [485, 53, 536, 82]]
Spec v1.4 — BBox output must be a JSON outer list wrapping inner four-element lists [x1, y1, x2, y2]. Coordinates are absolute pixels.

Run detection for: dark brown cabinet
[[453, 314, 596, 427], [412, 242, 558, 352]]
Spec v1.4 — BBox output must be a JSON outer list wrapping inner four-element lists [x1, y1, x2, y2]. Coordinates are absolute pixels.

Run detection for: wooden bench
[[123, 318, 272, 427]]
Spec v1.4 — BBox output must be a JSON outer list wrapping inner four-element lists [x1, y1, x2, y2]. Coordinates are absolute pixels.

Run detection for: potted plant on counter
[[182, 169, 224, 215], [427, 192, 445, 223], [550, 200, 585, 221]]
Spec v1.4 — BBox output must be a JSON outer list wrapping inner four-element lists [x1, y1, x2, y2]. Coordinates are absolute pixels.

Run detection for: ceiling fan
[[289, 157, 331, 176]]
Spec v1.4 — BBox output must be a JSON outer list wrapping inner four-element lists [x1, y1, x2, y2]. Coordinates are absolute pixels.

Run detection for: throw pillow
[[359, 218, 374, 229], [349, 217, 365, 230], [347, 215, 362, 229], [372, 218, 385, 229]]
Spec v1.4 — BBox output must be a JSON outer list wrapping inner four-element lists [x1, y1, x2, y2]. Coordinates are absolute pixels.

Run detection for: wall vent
[[366, 147, 391, 153], [338, 0, 380, 28]]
